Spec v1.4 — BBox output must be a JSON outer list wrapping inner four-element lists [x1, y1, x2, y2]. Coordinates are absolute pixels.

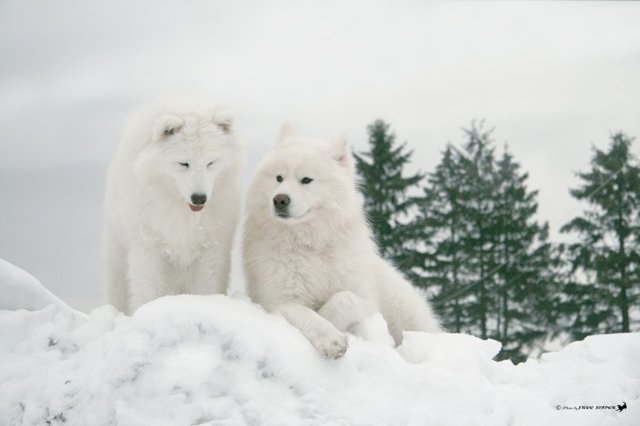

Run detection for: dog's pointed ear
[[277, 123, 296, 145], [330, 134, 352, 171], [153, 114, 184, 141], [213, 109, 234, 134]]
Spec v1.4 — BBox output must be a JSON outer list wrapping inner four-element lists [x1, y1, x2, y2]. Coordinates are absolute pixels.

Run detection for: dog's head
[[251, 124, 360, 225], [130, 99, 237, 213]]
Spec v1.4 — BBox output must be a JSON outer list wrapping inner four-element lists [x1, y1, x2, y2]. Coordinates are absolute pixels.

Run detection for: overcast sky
[[1, 1, 639, 309]]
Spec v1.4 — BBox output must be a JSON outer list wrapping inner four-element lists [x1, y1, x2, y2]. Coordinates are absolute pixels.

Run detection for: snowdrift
[[0, 258, 81, 314], [0, 260, 638, 425]]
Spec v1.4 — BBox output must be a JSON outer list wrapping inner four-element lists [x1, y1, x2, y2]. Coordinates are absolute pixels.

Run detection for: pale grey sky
[[1, 0, 639, 310]]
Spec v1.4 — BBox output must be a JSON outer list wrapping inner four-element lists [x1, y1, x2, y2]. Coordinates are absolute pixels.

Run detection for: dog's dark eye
[[301, 177, 313, 184], [179, 162, 190, 168], [207, 161, 215, 168], [276, 175, 283, 183]]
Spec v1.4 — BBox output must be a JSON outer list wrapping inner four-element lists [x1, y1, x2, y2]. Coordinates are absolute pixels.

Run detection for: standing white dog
[[243, 126, 439, 358], [104, 98, 242, 314]]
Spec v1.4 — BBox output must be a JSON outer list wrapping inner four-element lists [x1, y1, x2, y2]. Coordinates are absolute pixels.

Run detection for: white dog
[[104, 97, 242, 314], [243, 126, 439, 358]]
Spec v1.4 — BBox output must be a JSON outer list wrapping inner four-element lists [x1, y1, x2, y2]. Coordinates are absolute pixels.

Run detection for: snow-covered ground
[[1, 260, 638, 426]]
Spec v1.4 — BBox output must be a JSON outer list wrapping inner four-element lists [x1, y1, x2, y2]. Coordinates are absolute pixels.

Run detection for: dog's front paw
[[313, 330, 348, 359]]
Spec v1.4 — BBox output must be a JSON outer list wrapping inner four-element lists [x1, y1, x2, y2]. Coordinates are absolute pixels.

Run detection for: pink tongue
[[189, 204, 204, 212]]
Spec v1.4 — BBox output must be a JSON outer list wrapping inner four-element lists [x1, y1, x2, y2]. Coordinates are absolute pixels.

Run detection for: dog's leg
[[105, 231, 129, 313], [187, 248, 230, 296], [127, 244, 171, 313], [318, 291, 376, 332], [274, 303, 348, 359]]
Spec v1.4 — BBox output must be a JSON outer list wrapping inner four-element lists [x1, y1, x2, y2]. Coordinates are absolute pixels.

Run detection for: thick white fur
[[104, 97, 242, 314], [243, 127, 440, 358]]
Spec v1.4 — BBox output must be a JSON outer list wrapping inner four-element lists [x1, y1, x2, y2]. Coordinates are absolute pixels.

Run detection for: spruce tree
[[421, 122, 558, 362], [419, 145, 471, 332], [354, 120, 425, 283], [420, 122, 499, 340], [491, 149, 557, 362], [561, 132, 640, 338], [457, 122, 499, 341]]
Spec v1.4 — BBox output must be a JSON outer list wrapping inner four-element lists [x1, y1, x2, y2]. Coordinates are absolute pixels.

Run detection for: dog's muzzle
[[273, 193, 291, 218]]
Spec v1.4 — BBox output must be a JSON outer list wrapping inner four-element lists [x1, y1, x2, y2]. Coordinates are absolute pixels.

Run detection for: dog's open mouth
[[189, 204, 204, 212]]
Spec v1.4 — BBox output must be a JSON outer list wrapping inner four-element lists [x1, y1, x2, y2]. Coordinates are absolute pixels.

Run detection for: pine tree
[[419, 146, 471, 332], [457, 122, 500, 341], [491, 149, 557, 362], [420, 122, 500, 340], [421, 122, 558, 362], [560, 132, 640, 339], [354, 120, 425, 282]]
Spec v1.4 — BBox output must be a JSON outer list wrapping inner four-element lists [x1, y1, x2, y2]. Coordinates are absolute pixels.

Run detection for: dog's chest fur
[[250, 235, 368, 310]]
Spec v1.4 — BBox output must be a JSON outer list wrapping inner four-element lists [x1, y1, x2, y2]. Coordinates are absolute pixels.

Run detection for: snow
[[1, 259, 639, 425], [0, 258, 84, 316]]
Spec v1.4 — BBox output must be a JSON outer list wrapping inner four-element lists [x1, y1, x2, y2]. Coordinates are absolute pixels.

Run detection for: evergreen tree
[[419, 146, 471, 332], [453, 122, 500, 341], [354, 120, 425, 282], [560, 132, 640, 339], [421, 122, 558, 362], [491, 149, 557, 362]]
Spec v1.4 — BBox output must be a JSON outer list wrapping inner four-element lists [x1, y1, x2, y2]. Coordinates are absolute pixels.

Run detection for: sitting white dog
[[243, 126, 440, 358], [104, 98, 242, 313]]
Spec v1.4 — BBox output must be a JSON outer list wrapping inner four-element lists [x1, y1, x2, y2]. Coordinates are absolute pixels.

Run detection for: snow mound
[[0, 259, 638, 425], [0, 258, 84, 316], [0, 294, 638, 426]]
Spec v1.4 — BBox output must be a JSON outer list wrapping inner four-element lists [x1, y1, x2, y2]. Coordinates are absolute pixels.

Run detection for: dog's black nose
[[191, 193, 207, 205], [273, 194, 290, 208]]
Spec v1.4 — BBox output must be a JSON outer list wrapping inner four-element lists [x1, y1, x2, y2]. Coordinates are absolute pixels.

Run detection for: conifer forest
[[355, 120, 639, 363]]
